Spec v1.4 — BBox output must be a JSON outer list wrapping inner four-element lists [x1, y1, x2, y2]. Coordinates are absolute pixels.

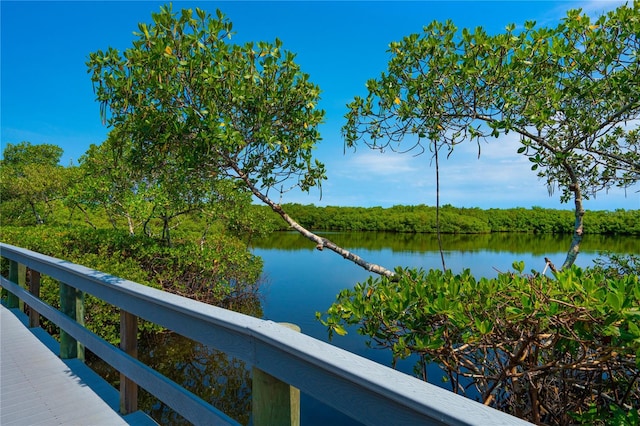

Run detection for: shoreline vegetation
[[253, 203, 640, 235]]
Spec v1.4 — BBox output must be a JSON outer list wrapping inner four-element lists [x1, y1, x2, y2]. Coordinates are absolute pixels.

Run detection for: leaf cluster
[[1, 225, 263, 343], [0, 142, 72, 225], [344, 4, 640, 202], [71, 134, 261, 245], [87, 4, 326, 197], [319, 264, 640, 423]]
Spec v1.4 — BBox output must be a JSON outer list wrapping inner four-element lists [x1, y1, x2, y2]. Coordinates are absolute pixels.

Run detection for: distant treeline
[[254, 204, 640, 235]]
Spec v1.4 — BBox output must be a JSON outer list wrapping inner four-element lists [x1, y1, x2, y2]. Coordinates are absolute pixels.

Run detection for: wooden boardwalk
[[0, 304, 155, 425], [1, 242, 532, 426]]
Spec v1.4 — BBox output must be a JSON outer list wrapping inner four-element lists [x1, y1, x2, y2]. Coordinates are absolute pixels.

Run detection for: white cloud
[[533, 0, 627, 27], [575, 0, 629, 15], [338, 151, 420, 179], [316, 128, 640, 210]]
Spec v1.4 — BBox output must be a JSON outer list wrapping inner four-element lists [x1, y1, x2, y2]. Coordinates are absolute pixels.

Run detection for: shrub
[[320, 263, 640, 424]]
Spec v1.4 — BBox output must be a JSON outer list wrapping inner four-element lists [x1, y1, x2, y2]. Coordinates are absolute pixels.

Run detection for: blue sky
[[2, 1, 638, 210]]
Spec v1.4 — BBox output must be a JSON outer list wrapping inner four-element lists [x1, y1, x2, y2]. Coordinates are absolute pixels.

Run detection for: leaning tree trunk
[[561, 165, 585, 270], [126, 214, 135, 236], [29, 201, 45, 225], [230, 164, 396, 278]]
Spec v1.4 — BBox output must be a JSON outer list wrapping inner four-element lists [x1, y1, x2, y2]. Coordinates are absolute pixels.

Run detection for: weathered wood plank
[[6, 260, 19, 308], [252, 323, 301, 426], [28, 269, 41, 327], [0, 305, 130, 426], [59, 282, 85, 360]]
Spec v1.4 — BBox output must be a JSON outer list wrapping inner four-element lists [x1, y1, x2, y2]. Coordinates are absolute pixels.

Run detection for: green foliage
[[72, 134, 259, 245], [71, 139, 155, 233], [344, 4, 640, 202], [1, 141, 63, 167], [594, 252, 640, 277], [258, 203, 640, 235], [0, 142, 73, 225], [87, 4, 326, 205], [1, 226, 263, 343], [319, 265, 640, 424], [571, 402, 640, 426], [0, 227, 159, 342]]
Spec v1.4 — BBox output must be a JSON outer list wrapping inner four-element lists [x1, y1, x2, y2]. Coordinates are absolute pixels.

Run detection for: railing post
[[59, 282, 85, 360], [252, 323, 301, 426], [120, 310, 138, 414], [28, 269, 41, 328], [6, 260, 20, 308], [17, 263, 27, 311]]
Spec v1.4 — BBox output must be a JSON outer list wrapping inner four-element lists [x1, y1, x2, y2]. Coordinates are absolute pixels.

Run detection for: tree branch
[[560, 162, 585, 270], [227, 160, 397, 278]]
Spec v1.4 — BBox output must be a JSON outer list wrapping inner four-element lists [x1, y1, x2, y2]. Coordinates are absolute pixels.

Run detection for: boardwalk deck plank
[[1, 304, 155, 426]]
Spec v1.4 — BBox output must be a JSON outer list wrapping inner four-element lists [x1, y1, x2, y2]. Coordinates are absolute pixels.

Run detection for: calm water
[[96, 232, 636, 424], [250, 231, 637, 425], [254, 232, 636, 346]]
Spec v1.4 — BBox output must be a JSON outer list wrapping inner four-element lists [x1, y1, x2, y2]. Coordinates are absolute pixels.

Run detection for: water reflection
[[88, 331, 252, 425], [140, 333, 252, 425], [251, 230, 638, 255], [87, 232, 637, 425]]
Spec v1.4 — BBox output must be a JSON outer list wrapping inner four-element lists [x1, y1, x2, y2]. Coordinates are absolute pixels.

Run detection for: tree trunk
[[72, 203, 97, 229], [561, 169, 585, 270], [231, 166, 396, 278], [162, 215, 171, 247], [29, 201, 44, 225], [105, 206, 118, 229], [126, 215, 135, 235], [143, 206, 156, 237], [434, 141, 447, 272]]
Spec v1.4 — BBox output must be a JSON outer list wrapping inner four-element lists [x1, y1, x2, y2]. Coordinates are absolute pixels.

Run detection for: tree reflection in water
[[141, 332, 252, 425], [88, 330, 253, 425], [87, 276, 263, 424]]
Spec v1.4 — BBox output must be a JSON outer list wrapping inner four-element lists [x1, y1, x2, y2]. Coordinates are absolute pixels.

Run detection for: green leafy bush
[[260, 204, 639, 235], [1, 226, 263, 343], [319, 264, 640, 424]]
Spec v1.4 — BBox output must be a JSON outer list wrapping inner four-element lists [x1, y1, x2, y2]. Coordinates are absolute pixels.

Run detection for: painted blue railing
[[0, 242, 530, 425]]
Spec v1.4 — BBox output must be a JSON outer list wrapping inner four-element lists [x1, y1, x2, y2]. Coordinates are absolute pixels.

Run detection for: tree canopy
[[72, 130, 266, 245], [87, 4, 394, 276], [0, 142, 70, 225], [344, 3, 640, 269], [2, 141, 63, 167], [88, 5, 324, 199]]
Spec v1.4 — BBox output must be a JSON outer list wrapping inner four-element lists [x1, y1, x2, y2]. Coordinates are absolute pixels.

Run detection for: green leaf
[[505, 306, 522, 317], [607, 292, 622, 311], [332, 324, 348, 336], [512, 260, 525, 273]]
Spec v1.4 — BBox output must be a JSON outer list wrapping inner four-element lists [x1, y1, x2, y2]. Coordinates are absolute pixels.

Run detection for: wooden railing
[[0, 242, 530, 426]]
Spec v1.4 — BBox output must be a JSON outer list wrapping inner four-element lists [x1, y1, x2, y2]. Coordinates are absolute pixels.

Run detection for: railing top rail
[[0, 242, 530, 426]]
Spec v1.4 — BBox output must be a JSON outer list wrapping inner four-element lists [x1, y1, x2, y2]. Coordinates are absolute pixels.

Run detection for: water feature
[[251, 232, 636, 425], [91, 232, 637, 424]]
